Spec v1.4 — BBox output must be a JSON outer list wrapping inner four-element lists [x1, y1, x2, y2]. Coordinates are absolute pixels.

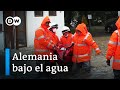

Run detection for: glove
[[106, 60, 110, 66], [96, 50, 101, 55]]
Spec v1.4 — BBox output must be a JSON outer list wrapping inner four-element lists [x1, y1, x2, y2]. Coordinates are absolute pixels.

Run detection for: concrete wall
[[118, 11, 120, 16], [0, 11, 4, 50], [26, 11, 64, 47]]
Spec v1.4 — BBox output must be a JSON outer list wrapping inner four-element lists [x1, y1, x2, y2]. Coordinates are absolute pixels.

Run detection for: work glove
[[96, 50, 101, 55], [106, 60, 110, 66]]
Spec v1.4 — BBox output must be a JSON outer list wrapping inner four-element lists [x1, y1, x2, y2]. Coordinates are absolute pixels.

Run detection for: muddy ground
[[0, 26, 115, 79]]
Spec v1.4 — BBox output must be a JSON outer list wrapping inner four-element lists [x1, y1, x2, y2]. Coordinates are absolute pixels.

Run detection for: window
[[34, 11, 43, 17], [49, 11, 56, 16]]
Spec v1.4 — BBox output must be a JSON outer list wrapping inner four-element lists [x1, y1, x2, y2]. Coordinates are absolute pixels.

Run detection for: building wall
[[0, 11, 4, 50], [118, 11, 120, 16], [26, 11, 64, 47]]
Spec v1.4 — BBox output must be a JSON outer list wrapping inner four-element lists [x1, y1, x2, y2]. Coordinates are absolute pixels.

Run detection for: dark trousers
[[113, 69, 120, 79], [76, 61, 91, 73], [56, 58, 73, 72]]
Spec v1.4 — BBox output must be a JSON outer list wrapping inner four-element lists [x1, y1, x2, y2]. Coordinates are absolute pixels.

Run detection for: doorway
[[3, 11, 27, 49]]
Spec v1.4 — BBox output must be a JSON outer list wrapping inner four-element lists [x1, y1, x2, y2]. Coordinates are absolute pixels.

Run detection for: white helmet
[[49, 22, 58, 29], [62, 26, 70, 33]]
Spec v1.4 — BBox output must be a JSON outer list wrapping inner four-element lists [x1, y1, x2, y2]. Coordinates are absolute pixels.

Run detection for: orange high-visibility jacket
[[60, 33, 73, 48], [49, 31, 59, 47], [72, 24, 101, 63], [48, 31, 60, 63], [34, 16, 55, 56], [106, 17, 120, 70]]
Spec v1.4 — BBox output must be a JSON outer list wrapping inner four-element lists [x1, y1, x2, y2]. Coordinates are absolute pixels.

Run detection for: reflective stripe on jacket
[[106, 17, 120, 70], [60, 33, 73, 48], [34, 16, 55, 56], [72, 24, 101, 63]]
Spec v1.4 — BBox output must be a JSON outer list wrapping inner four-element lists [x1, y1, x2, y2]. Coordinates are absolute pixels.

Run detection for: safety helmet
[[49, 23, 58, 29], [62, 26, 70, 33]]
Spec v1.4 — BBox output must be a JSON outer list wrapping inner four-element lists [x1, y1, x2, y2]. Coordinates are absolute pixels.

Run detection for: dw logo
[[5, 16, 21, 26]]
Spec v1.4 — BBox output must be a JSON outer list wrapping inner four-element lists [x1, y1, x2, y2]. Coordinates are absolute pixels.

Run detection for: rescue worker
[[106, 16, 120, 79], [40, 22, 59, 79], [60, 26, 73, 48], [59, 26, 73, 71], [48, 22, 59, 65], [49, 23, 59, 48], [72, 23, 101, 73], [34, 16, 56, 56], [34, 16, 56, 78]]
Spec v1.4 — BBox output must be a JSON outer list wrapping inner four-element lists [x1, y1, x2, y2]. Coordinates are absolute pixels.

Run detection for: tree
[[64, 11, 73, 27], [64, 11, 118, 27], [81, 15, 88, 25]]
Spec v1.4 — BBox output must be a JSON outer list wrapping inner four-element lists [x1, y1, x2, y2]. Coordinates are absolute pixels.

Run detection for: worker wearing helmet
[[60, 26, 73, 48], [48, 23, 59, 64], [72, 23, 101, 73], [49, 22, 59, 45], [59, 26, 73, 71]]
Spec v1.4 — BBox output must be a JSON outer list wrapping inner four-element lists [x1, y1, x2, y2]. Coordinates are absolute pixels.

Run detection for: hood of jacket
[[41, 16, 51, 29], [76, 23, 87, 36]]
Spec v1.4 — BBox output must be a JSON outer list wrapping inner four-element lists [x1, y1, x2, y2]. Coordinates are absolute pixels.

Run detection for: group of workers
[[34, 16, 120, 79]]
